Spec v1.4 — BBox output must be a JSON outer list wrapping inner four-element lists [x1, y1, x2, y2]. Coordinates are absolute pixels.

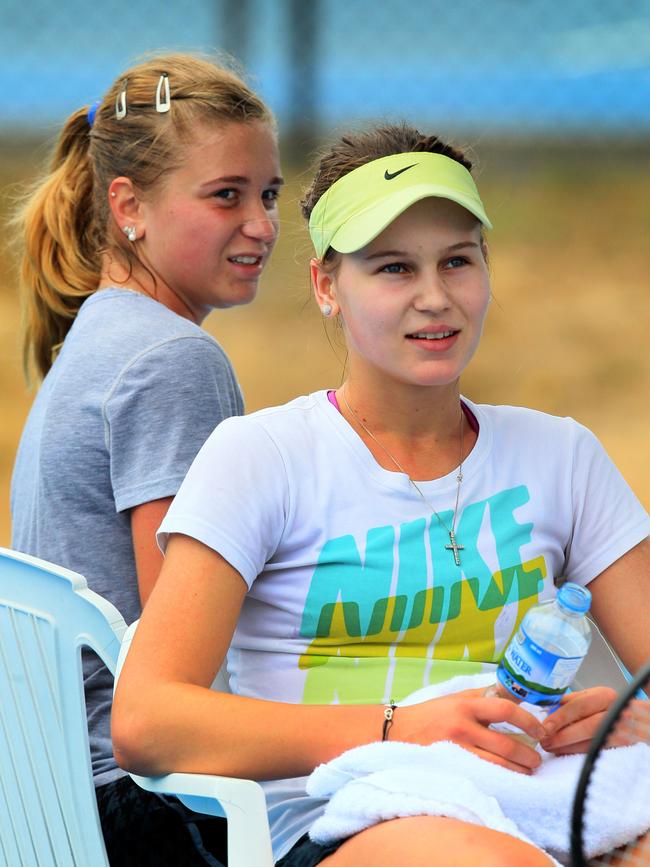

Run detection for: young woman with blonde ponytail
[[11, 52, 282, 865]]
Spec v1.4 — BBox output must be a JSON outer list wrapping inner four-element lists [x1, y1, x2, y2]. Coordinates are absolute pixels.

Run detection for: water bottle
[[486, 582, 593, 745]]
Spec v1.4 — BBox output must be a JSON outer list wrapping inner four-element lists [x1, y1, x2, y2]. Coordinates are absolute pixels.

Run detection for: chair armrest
[[130, 771, 274, 867], [119, 621, 275, 865]]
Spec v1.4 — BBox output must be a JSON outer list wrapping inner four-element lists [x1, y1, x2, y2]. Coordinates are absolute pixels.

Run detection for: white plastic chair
[[0, 547, 273, 867]]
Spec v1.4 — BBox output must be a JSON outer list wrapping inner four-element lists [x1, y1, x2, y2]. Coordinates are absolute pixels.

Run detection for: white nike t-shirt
[[159, 391, 650, 860]]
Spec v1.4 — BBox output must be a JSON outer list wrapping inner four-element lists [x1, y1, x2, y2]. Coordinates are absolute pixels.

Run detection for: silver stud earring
[[110, 191, 117, 199], [321, 303, 333, 317], [122, 225, 137, 242]]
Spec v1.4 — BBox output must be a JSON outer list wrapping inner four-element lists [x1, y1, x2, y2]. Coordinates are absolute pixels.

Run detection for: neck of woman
[[336, 377, 475, 482], [98, 253, 200, 323]]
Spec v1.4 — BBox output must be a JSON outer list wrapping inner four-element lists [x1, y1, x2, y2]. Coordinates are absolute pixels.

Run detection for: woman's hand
[[539, 686, 618, 754], [397, 688, 545, 774]]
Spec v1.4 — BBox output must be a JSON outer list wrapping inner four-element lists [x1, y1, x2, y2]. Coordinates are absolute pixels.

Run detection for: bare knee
[[320, 816, 555, 867]]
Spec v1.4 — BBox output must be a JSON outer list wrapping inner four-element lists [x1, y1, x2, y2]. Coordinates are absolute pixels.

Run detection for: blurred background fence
[[1, 0, 649, 545], [2, 0, 650, 141]]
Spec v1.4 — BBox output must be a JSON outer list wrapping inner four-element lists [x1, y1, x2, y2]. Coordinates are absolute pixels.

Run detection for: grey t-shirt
[[11, 287, 243, 786]]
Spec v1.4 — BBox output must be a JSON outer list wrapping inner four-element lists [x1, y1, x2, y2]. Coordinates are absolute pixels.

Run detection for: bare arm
[[130, 497, 173, 605], [113, 532, 389, 779], [588, 535, 650, 674], [112, 533, 545, 780]]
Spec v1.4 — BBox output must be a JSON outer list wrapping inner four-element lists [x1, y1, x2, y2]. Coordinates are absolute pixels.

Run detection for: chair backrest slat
[[0, 548, 127, 867], [1, 604, 87, 866]]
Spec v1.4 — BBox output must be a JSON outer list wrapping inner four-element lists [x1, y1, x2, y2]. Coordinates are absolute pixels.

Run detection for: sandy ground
[[1, 140, 649, 547]]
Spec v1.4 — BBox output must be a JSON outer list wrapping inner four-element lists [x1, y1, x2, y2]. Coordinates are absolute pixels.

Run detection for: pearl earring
[[122, 225, 137, 242], [110, 191, 117, 198], [321, 303, 333, 317]]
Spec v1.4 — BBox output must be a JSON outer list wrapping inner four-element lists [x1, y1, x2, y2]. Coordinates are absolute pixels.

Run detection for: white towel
[[306, 674, 650, 862]]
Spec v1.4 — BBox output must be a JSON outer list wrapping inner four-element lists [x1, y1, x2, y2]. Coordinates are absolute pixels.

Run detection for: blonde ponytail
[[16, 108, 101, 379]]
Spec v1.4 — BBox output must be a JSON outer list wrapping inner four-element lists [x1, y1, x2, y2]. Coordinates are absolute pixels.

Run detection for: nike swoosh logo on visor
[[384, 163, 418, 180]]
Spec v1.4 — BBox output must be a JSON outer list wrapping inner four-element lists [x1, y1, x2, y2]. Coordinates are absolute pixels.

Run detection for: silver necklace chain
[[341, 388, 465, 566]]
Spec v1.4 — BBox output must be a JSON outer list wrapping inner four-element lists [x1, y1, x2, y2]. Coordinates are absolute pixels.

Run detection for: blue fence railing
[[2, 0, 649, 138]]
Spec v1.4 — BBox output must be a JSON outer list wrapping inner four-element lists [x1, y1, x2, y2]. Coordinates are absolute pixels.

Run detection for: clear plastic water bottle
[[486, 582, 593, 745]]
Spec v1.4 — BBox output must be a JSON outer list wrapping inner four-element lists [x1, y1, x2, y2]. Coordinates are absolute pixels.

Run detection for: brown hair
[[301, 123, 474, 261], [14, 52, 274, 379]]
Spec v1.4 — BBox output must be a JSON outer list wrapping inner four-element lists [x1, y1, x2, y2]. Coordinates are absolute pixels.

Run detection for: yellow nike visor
[[309, 151, 492, 259]]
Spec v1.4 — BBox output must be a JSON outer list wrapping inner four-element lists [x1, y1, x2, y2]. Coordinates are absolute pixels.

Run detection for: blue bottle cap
[[557, 581, 591, 613]]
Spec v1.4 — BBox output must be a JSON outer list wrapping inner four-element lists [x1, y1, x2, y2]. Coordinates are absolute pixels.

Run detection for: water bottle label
[[496, 623, 584, 706]]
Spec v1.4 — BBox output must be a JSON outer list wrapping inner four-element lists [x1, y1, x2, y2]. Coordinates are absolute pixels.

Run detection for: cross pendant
[[445, 530, 464, 566]]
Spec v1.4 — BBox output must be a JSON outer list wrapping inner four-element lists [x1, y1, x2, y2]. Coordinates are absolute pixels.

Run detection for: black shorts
[[96, 775, 228, 866], [276, 833, 346, 866]]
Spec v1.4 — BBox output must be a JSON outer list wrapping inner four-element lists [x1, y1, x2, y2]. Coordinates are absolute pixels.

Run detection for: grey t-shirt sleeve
[[103, 335, 243, 512]]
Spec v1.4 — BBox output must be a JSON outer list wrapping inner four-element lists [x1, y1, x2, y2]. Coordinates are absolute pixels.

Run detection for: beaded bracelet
[[382, 701, 397, 741]]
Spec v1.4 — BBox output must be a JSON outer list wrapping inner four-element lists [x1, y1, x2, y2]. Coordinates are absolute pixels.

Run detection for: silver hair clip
[[155, 73, 171, 113], [115, 80, 127, 120]]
